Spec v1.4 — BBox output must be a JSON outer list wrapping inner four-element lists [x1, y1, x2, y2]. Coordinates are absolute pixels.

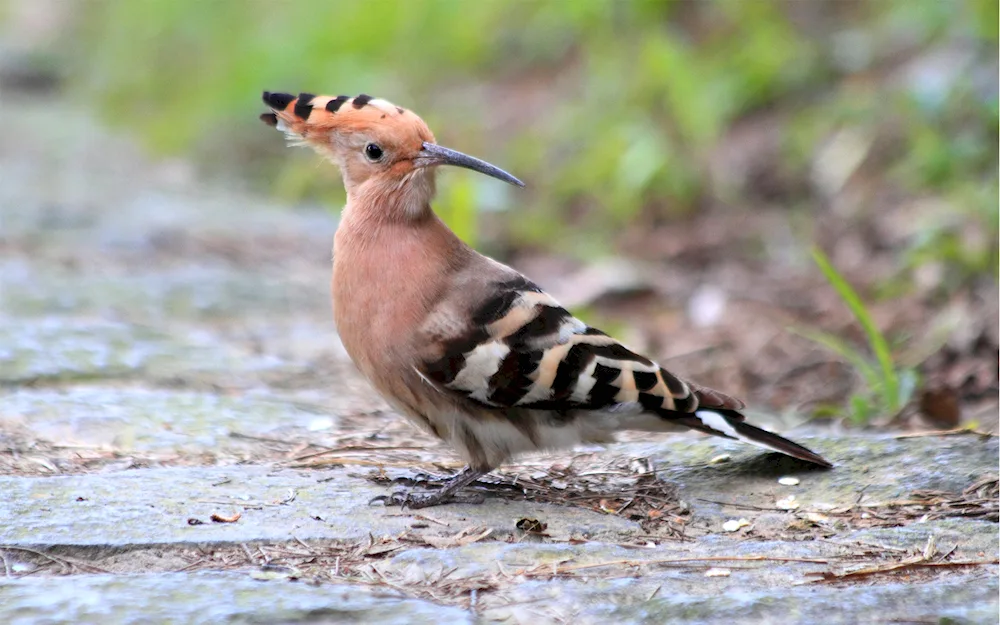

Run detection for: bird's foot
[[368, 489, 485, 509], [369, 465, 489, 509]]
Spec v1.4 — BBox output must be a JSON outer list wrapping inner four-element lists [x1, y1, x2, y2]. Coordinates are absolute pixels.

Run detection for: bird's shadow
[[379, 452, 832, 509], [666, 452, 833, 483]]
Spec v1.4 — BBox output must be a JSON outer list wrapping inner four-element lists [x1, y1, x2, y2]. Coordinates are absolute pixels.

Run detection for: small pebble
[[705, 567, 731, 577], [778, 476, 800, 486], [723, 518, 751, 532], [629, 457, 653, 474], [708, 454, 731, 465], [307, 416, 335, 431]]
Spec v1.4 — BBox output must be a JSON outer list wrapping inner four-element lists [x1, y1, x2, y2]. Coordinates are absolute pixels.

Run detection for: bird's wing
[[416, 272, 831, 468], [417, 274, 742, 417]]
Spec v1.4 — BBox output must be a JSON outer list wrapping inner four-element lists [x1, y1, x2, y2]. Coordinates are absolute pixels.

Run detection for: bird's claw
[[368, 490, 413, 507]]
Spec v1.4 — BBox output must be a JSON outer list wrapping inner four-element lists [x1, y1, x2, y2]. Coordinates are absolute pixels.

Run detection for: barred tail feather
[[684, 409, 832, 468]]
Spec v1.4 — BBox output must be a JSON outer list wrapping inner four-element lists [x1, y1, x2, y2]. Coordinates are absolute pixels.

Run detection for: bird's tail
[[677, 408, 832, 468]]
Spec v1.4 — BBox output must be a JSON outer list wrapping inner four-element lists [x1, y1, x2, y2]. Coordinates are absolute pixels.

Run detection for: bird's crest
[[260, 92, 434, 148], [260, 90, 524, 191]]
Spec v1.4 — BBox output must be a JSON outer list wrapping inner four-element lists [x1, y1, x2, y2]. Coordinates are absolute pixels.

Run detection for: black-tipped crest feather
[[293, 93, 315, 119], [262, 91, 295, 110]]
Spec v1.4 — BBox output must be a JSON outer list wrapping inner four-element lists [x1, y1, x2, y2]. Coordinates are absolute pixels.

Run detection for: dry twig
[[518, 554, 831, 577]]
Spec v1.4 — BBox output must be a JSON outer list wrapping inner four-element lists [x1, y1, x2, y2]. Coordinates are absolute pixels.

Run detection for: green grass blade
[[811, 247, 901, 411], [789, 326, 881, 391]]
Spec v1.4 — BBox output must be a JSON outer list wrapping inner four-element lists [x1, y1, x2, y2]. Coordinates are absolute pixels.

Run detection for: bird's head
[[261, 92, 523, 219]]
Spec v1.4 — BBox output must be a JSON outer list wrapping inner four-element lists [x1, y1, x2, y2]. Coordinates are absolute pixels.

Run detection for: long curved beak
[[416, 142, 525, 187]]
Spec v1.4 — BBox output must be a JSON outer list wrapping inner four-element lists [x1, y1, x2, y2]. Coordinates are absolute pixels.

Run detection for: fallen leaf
[[423, 526, 493, 549], [365, 542, 405, 557], [803, 512, 831, 525], [250, 565, 302, 581], [516, 518, 548, 533], [776, 495, 800, 510], [918, 386, 961, 429]]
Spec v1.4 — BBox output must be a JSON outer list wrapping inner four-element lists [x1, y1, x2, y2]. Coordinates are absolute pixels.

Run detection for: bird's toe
[[367, 489, 412, 507]]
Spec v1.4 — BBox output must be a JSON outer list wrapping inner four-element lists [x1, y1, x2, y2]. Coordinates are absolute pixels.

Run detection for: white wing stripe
[[569, 358, 599, 404], [451, 341, 510, 402], [694, 409, 740, 438]]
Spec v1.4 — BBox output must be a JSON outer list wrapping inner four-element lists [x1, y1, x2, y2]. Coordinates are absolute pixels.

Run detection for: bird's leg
[[371, 465, 488, 509]]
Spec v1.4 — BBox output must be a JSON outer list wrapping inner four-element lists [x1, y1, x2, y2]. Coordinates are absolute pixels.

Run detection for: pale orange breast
[[331, 211, 465, 389]]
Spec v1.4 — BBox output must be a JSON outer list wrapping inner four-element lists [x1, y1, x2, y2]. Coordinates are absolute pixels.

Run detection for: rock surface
[[0, 91, 997, 624], [0, 573, 473, 625]]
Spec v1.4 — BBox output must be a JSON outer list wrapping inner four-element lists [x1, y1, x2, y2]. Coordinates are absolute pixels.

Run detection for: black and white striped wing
[[417, 275, 832, 468], [419, 276, 728, 417]]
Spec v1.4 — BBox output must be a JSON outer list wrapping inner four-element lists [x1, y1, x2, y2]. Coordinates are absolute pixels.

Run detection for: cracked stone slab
[[479, 574, 999, 624], [2, 435, 996, 548], [0, 466, 639, 548], [376, 519, 997, 589], [0, 572, 472, 625]]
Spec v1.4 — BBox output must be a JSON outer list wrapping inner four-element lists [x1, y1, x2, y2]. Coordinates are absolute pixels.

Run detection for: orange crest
[[260, 92, 435, 152]]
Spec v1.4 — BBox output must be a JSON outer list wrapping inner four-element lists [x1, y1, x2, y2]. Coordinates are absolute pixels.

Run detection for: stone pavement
[[1, 95, 998, 624]]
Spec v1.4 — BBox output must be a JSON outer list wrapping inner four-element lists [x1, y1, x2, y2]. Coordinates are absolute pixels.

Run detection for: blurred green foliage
[[61, 0, 996, 269]]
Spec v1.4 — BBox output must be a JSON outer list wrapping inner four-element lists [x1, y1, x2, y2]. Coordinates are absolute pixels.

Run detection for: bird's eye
[[364, 143, 384, 162]]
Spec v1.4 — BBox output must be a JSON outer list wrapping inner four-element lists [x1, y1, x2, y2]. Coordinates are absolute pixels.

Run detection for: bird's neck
[[332, 184, 470, 376], [345, 168, 436, 224]]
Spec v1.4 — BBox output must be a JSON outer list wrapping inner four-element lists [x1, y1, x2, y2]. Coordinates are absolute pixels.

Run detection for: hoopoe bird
[[261, 91, 832, 508]]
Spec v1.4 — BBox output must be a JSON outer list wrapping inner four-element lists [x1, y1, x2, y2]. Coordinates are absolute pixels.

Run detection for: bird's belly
[[442, 408, 620, 469]]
